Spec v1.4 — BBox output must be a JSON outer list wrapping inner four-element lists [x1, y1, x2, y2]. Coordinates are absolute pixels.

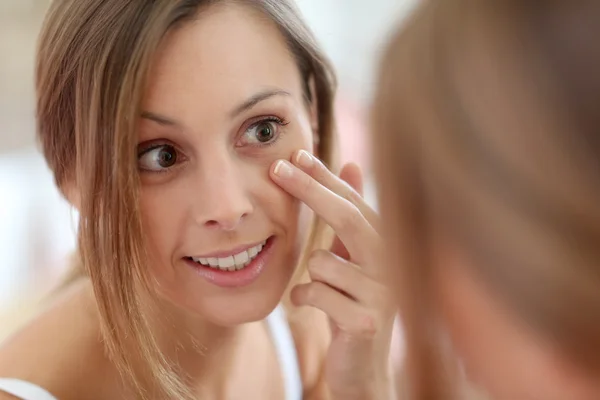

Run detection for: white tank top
[[0, 304, 302, 400]]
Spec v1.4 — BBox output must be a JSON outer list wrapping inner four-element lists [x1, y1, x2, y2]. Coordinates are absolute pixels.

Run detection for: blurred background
[[0, 0, 416, 338]]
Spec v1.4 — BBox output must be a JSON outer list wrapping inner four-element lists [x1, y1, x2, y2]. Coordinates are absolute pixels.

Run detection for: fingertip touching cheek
[[134, 3, 316, 326]]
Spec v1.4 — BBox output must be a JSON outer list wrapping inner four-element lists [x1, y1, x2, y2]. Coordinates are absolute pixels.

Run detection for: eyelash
[[137, 115, 290, 174]]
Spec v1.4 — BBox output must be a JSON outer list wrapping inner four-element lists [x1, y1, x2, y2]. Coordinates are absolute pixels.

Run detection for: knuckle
[[337, 204, 364, 231], [356, 313, 379, 338], [342, 182, 360, 203]]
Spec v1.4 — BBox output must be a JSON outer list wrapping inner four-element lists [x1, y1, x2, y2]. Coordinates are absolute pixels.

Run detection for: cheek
[[246, 120, 314, 214], [242, 130, 314, 253], [249, 165, 304, 237], [139, 187, 184, 266]]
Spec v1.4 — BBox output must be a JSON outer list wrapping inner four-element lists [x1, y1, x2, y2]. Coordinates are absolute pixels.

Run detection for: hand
[[270, 150, 395, 400]]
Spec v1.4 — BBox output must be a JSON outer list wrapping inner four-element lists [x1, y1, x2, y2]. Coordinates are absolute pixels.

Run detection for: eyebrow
[[229, 89, 291, 118], [140, 89, 291, 127], [140, 111, 178, 126]]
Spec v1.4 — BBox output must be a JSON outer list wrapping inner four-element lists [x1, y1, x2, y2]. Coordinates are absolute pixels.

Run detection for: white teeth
[[191, 257, 208, 265], [248, 246, 258, 258], [207, 258, 219, 267], [191, 239, 268, 271], [218, 256, 235, 269], [233, 250, 250, 265]]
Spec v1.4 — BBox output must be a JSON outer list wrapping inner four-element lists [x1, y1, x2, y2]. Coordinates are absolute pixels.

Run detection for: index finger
[[292, 150, 380, 231], [270, 159, 379, 266]]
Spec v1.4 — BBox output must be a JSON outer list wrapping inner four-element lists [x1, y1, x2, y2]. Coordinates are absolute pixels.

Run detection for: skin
[[0, 3, 394, 399]]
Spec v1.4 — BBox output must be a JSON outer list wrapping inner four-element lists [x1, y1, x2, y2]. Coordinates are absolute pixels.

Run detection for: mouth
[[183, 236, 275, 288], [187, 240, 267, 272]]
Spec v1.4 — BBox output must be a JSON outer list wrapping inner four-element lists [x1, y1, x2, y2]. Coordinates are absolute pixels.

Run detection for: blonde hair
[[36, 1, 337, 398], [373, 1, 600, 399]]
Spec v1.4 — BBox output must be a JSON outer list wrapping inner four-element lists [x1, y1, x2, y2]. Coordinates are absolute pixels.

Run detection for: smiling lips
[[186, 237, 275, 288], [189, 240, 267, 271]]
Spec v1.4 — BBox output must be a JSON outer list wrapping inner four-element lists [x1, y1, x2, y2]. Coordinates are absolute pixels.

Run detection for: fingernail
[[273, 160, 293, 178], [296, 150, 314, 169]]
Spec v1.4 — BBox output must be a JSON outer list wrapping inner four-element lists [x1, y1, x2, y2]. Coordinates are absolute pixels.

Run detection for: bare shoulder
[[284, 302, 331, 397], [0, 280, 108, 399]]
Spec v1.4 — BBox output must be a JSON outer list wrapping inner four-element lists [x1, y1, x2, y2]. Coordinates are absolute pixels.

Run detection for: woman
[[373, 1, 600, 399], [0, 1, 394, 399]]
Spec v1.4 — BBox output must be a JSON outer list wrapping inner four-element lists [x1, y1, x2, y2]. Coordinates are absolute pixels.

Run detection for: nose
[[194, 159, 253, 231]]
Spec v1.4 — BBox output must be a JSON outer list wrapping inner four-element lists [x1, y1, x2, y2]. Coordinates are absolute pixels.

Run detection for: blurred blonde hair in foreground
[[373, 1, 600, 399]]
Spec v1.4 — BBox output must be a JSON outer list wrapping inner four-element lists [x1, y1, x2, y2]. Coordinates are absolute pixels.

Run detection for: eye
[[138, 144, 179, 172], [253, 121, 276, 143], [239, 117, 288, 147]]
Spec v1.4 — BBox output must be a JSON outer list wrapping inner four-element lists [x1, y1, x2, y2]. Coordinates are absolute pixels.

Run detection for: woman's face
[[137, 3, 316, 326]]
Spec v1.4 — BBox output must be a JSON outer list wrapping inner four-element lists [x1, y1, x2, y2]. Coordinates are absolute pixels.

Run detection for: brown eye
[[156, 147, 177, 167], [254, 122, 275, 143], [138, 144, 178, 171], [240, 117, 287, 147]]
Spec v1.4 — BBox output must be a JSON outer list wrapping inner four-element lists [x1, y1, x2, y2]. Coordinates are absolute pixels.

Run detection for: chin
[[201, 290, 284, 327]]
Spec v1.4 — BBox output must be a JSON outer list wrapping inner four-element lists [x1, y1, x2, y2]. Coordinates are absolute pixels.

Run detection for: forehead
[[143, 3, 302, 118]]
